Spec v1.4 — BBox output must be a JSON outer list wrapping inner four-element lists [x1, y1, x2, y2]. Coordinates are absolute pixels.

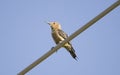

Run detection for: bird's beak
[[45, 21, 50, 25], [48, 22, 52, 26], [47, 22, 50, 25]]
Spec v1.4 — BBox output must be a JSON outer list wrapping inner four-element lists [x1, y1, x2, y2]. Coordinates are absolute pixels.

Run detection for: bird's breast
[[52, 31, 64, 44]]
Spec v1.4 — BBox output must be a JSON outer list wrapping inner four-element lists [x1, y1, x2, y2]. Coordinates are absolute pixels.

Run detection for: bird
[[47, 21, 77, 60]]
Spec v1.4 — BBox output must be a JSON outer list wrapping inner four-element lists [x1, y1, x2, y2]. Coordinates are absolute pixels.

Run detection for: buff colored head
[[47, 21, 61, 30]]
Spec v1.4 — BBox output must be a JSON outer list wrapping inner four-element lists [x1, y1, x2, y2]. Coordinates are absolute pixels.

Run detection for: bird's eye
[[53, 22, 55, 24]]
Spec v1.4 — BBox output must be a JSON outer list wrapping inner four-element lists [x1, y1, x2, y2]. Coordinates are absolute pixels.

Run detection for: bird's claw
[[51, 47, 54, 50]]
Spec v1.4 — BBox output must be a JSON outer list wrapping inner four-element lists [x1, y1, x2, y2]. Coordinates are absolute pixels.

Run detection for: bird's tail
[[69, 48, 77, 60], [64, 44, 77, 60]]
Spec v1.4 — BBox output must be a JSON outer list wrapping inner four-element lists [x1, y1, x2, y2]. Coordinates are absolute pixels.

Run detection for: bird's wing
[[58, 29, 68, 39], [58, 29, 75, 52]]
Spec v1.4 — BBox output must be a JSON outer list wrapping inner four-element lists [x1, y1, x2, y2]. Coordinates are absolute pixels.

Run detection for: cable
[[18, 1, 120, 75]]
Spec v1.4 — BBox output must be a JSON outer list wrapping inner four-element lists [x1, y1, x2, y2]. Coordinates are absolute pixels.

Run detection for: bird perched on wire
[[48, 21, 77, 60]]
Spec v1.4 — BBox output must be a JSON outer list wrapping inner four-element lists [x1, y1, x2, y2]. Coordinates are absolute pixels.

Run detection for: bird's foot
[[51, 47, 54, 50]]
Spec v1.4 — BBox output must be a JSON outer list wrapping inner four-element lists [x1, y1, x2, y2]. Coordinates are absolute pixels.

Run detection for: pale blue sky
[[0, 0, 120, 75]]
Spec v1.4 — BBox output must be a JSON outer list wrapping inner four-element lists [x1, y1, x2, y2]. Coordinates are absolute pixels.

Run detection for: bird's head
[[47, 21, 61, 30]]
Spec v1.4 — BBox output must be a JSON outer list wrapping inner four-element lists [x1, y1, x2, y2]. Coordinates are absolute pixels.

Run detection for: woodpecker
[[48, 21, 77, 60]]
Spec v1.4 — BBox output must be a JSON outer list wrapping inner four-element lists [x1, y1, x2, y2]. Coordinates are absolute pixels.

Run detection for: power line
[[18, 1, 120, 75]]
